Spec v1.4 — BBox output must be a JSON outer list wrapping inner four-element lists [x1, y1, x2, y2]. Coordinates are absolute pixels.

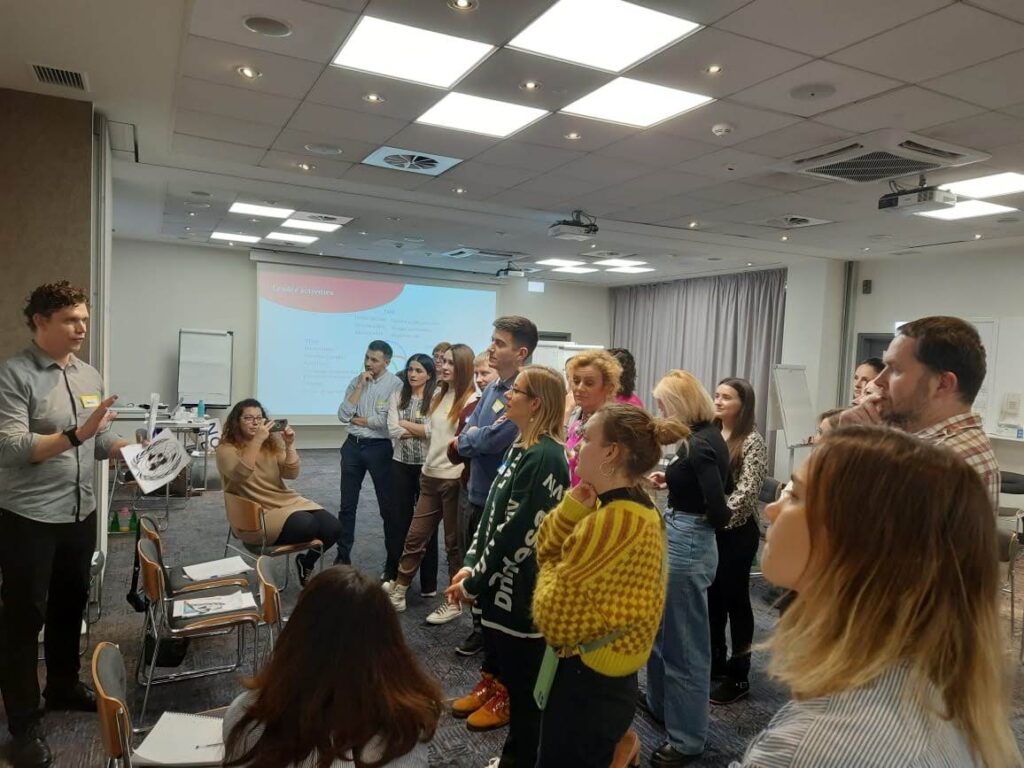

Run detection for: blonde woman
[[733, 426, 1021, 768], [565, 350, 622, 487], [446, 365, 570, 768], [644, 370, 731, 768]]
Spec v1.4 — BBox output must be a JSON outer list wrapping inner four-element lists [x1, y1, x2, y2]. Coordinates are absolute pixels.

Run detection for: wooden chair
[[222, 492, 323, 589], [136, 538, 259, 728], [92, 642, 135, 768], [139, 515, 249, 598], [256, 556, 284, 665]]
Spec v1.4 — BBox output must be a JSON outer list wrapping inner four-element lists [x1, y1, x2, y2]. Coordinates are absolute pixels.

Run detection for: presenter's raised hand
[[77, 395, 119, 441], [254, 419, 273, 445], [282, 425, 296, 446]]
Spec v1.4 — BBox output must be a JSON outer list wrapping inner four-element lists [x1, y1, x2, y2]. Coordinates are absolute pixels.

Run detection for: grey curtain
[[611, 269, 786, 438]]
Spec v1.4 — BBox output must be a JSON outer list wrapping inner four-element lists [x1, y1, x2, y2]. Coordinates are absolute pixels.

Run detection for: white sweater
[[422, 390, 473, 480]]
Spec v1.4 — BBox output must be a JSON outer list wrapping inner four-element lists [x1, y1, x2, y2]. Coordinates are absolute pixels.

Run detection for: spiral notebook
[[132, 712, 224, 766]]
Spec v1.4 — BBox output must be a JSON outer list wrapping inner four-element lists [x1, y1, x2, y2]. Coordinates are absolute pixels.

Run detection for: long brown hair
[[430, 343, 475, 425], [224, 566, 443, 768], [713, 377, 756, 472], [515, 365, 567, 448], [222, 398, 280, 454], [766, 427, 1019, 768]]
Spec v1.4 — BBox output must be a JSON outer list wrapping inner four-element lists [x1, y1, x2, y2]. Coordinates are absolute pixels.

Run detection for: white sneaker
[[483, 758, 500, 768], [420, 589, 437, 598], [389, 583, 407, 612], [425, 601, 462, 625], [381, 580, 394, 594]]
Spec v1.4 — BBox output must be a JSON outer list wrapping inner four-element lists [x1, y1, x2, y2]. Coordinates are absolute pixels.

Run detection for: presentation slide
[[256, 264, 497, 418]]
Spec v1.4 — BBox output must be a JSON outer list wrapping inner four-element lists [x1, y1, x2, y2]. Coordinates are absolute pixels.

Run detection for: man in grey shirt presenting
[[0, 281, 129, 767], [335, 340, 401, 568]]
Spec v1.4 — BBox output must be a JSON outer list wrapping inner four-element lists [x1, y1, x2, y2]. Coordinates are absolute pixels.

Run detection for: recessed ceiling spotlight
[[564, 131, 582, 141], [229, 202, 294, 218], [297, 161, 316, 171], [862, 247, 870, 251], [974, 233, 983, 239], [590, 243, 597, 248], [519, 80, 542, 91], [703, 64, 723, 75], [236, 65, 262, 80], [243, 16, 293, 38], [184, 226, 191, 231], [188, 211, 196, 217], [780, 235, 789, 241], [448, 0, 478, 10], [304, 142, 344, 156], [363, 92, 386, 104], [746, 262, 753, 266], [211, 232, 261, 243], [688, 221, 698, 228], [358, 230, 368, 235], [386, 216, 401, 222], [229, 242, 235, 247], [249, 218, 260, 223], [452, 187, 467, 194]]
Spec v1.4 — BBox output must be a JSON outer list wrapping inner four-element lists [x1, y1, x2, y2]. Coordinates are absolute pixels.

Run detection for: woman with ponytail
[[533, 403, 689, 768]]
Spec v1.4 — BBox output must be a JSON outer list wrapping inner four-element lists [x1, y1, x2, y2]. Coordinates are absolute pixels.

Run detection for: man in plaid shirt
[[841, 315, 1000, 511]]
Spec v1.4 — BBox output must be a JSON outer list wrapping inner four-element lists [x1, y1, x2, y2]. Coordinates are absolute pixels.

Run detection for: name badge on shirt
[[375, 399, 388, 410], [80, 394, 100, 408], [492, 399, 505, 414]]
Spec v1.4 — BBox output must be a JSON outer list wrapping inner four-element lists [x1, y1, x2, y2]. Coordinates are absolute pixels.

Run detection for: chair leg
[[281, 555, 291, 591], [223, 529, 232, 558], [138, 633, 162, 729]]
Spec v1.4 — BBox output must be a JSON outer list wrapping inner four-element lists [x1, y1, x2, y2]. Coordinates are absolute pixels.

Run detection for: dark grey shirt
[[0, 345, 121, 523]]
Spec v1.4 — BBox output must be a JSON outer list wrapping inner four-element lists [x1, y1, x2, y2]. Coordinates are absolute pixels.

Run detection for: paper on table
[[120, 429, 192, 494], [182, 556, 252, 582], [171, 591, 256, 619], [132, 711, 224, 766]]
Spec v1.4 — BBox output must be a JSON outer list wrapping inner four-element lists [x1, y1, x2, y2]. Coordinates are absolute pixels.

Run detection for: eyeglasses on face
[[509, 386, 535, 398], [240, 415, 263, 423]]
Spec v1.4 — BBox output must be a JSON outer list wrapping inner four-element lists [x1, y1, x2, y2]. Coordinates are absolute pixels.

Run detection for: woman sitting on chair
[[224, 565, 442, 767], [217, 398, 340, 585]]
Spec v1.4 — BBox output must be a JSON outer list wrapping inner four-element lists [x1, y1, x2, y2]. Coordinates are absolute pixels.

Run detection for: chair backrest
[[997, 529, 1018, 563], [224, 492, 264, 537], [759, 477, 783, 505], [137, 538, 166, 604], [256, 556, 281, 626], [91, 642, 132, 761], [139, 515, 161, 553]]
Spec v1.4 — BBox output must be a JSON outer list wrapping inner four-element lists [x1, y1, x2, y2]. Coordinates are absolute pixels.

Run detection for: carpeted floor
[[2, 448, 1023, 767]]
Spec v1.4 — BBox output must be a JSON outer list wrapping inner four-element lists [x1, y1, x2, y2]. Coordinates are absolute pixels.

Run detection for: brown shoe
[[452, 672, 498, 718], [466, 682, 510, 731]]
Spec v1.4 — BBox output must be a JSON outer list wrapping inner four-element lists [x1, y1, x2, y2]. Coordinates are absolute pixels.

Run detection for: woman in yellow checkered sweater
[[533, 403, 689, 768]]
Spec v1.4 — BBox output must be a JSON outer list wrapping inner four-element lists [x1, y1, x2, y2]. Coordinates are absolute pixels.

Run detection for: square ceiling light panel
[[416, 93, 548, 138], [940, 172, 1024, 199], [282, 219, 342, 232], [228, 202, 295, 218], [913, 200, 1017, 220], [508, 0, 700, 73], [332, 16, 493, 89], [562, 78, 713, 128]]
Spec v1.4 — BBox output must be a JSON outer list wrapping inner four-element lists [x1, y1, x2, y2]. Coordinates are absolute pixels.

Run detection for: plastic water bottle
[[197, 399, 206, 418]]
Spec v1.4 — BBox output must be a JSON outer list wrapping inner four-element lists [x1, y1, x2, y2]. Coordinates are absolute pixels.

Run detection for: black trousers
[[277, 508, 342, 566], [0, 509, 96, 736], [708, 515, 760, 681], [389, 461, 438, 592], [537, 657, 638, 768], [336, 436, 394, 565], [487, 628, 546, 768]]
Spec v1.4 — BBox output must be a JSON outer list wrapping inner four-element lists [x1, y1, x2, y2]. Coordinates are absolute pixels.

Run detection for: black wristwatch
[[63, 427, 82, 447]]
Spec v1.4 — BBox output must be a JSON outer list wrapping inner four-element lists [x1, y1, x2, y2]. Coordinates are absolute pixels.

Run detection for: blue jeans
[[645, 512, 719, 755], [336, 436, 394, 565]]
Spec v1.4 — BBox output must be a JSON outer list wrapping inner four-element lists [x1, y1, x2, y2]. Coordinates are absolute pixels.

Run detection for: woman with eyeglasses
[[446, 365, 570, 768], [217, 398, 340, 585], [733, 427, 1021, 768]]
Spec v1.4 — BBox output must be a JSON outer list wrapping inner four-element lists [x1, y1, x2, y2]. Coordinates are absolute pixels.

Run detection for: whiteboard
[[531, 341, 604, 375], [177, 329, 233, 407], [771, 365, 816, 448]]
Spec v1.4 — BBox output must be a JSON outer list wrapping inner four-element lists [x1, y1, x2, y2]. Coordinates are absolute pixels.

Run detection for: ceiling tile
[[383, 123, 500, 160], [455, 49, 615, 112], [360, 0, 554, 46], [716, 0, 950, 57], [180, 35, 325, 98], [474, 141, 584, 173], [923, 50, 1024, 109], [627, 0, 756, 24], [966, 0, 1024, 23], [306, 68, 446, 120], [513, 114, 638, 152], [657, 100, 799, 145], [174, 109, 281, 148], [189, 0, 358, 63], [599, 170, 718, 205], [628, 28, 810, 99], [815, 86, 984, 132], [270, 128, 379, 162], [674, 148, 776, 181], [311, 0, 368, 10], [172, 134, 267, 164], [176, 77, 301, 126], [730, 60, 902, 117], [286, 101, 407, 144], [1002, 102, 1024, 119], [743, 171, 832, 192], [829, 4, 1024, 83], [596, 131, 716, 166], [690, 181, 780, 204], [732, 121, 856, 158], [341, 163, 434, 190], [556, 154, 652, 185], [486, 187, 565, 211], [415, 178, 507, 200], [919, 110, 1024, 150], [506, 173, 606, 201], [259, 150, 354, 178], [606, 195, 723, 224], [443, 160, 541, 189]]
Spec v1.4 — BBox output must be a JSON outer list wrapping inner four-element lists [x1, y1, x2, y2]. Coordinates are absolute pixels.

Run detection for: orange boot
[[452, 672, 498, 718], [466, 682, 510, 731]]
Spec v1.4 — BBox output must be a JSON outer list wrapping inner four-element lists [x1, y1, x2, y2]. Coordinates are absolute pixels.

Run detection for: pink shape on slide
[[259, 271, 404, 313]]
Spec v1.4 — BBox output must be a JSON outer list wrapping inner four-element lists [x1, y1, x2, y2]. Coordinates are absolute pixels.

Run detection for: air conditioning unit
[[774, 129, 989, 184]]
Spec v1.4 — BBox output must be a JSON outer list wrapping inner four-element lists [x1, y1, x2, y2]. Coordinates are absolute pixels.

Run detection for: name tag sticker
[[375, 399, 388, 409], [492, 399, 505, 413], [81, 394, 100, 408]]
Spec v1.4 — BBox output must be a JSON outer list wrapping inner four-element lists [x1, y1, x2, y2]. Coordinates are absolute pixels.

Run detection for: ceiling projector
[[548, 210, 599, 241], [878, 186, 956, 214]]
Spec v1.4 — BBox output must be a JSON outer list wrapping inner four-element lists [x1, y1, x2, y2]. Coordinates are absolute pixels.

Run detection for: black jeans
[[336, 436, 394, 565], [277, 508, 342, 566], [390, 461, 438, 592], [0, 509, 96, 736], [708, 515, 760, 681], [537, 657, 637, 768], [488, 628, 546, 768]]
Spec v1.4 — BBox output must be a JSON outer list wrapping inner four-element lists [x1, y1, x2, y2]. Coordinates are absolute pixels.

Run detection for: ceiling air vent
[[31, 64, 88, 91], [362, 146, 463, 176], [753, 214, 833, 229], [775, 129, 988, 185]]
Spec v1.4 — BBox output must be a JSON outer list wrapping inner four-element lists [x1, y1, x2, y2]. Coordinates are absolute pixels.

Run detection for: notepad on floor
[[132, 712, 224, 766], [182, 556, 252, 581], [171, 591, 256, 619]]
